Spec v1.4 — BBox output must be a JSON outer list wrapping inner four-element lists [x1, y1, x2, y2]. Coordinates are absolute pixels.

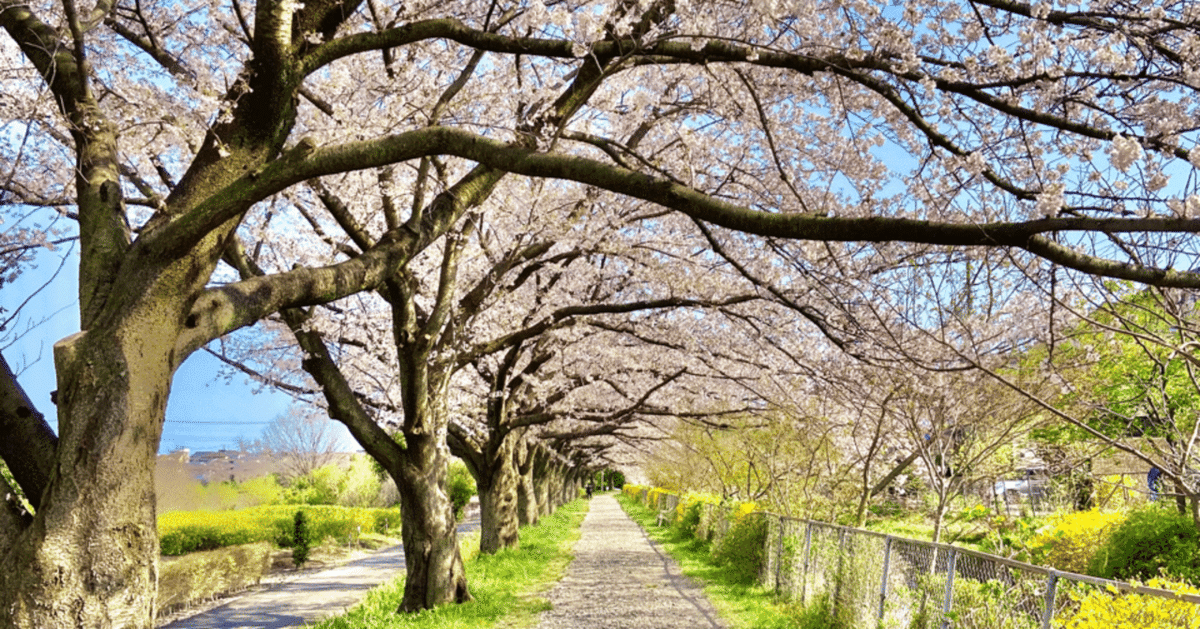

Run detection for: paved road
[[533, 495, 726, 629], [159, 516, 480, 629]]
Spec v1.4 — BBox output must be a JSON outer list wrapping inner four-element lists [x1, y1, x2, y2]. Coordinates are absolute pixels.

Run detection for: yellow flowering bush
[[645, 487, 675, 512], [1055, 578, 1200, 628], [1028, 509, 1125, 574], [159, 505, 402, 555], [732, 500, 757, 521], [676, 493, 720, 536]]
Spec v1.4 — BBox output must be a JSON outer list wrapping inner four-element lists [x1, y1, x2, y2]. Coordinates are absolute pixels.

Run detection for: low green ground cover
[[159, 504, 402, 555], [308, 499, 588, 629]]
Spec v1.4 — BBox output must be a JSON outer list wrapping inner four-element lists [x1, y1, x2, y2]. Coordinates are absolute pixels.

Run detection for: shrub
[[901, 573, 1040, 629], [239, 474, 284, 506], [981, 514, 1044, 562], [712, 511, 767, 585], [336, 455, 384, 507], [1054, 578, 1200, 628], [293, 510, 310, 567], [1089, 505, 1200, 584], [1028, 509, 1125, 574], [448, 459, 477, 521], [283, 465, 344, 505], [157, 542, 274, 615], [646, 487, 673, 512], [158, 510, 270, 555], [675, 493, 720, 537], [158, 504, 403, 555]]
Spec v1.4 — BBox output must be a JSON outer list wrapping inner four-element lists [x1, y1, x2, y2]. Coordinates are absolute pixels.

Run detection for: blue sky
[[2, 240, 353, 455]]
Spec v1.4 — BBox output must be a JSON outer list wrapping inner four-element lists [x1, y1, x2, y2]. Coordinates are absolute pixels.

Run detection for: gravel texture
[[534, 494, 727, 629]]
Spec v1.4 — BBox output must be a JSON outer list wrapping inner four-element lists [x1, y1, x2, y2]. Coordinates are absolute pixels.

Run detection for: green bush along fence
[[626, 486, 1200, 628], [765, 516, 1200, 628]]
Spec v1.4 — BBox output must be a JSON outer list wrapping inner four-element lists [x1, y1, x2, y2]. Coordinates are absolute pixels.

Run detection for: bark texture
[[0, 296, 185, 627], [475, 437, 520, 554], [395, 433, 470, 611], [515, 439, 540, 526]]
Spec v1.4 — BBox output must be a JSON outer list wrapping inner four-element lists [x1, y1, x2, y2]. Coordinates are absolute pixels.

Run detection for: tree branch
[[0, 352, 57, 508]]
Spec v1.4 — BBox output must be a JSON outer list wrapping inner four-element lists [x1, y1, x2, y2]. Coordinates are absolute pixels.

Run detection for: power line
[[164, 420, 272, 424]]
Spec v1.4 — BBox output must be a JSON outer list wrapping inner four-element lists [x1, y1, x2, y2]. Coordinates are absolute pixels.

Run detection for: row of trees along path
[[8, 0, 1200, 625], [159, 496, 722, 629]]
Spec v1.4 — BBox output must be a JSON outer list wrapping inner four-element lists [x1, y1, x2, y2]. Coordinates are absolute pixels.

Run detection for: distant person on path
[[586, 482, 594, 498], [1149, 466, 1163, 501]]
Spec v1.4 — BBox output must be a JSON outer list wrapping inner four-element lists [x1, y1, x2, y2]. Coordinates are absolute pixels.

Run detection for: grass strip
[[615, 494, 817, 629], [308, 499, 588, 629]]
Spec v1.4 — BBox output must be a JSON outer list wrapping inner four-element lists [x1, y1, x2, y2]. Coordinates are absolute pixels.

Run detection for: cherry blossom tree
[[4, 0, 1200, 626]]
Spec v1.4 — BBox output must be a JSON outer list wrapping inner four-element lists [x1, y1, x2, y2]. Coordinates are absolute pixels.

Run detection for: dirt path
[[533, 494, 726, 629], [158, 516, 479, 629]]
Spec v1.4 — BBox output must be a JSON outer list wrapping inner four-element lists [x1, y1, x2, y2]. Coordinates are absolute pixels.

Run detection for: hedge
[[157, 542, 274, 615], [159, 505, 402, 556]]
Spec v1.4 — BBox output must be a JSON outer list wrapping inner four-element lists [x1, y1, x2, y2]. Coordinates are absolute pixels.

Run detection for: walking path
[[533, 494, 726, 629], [159, 498, 725, 629], [158, 516, 479, 629]]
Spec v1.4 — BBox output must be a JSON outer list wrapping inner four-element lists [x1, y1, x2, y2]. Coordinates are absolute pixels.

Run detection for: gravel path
[[158, 515, 480, 629], [534, 494, 727, 629]]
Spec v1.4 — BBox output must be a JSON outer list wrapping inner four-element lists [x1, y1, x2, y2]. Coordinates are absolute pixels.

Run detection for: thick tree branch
[[300, 18, 859, 78], [0, 470, 32, 555], [1, 0, 130, 327], [294, 321, 406, 474], [0, 352, 57, 508], [152, 125, 1200, 287]]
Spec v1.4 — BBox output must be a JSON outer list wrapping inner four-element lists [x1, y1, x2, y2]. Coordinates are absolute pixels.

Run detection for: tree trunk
[[564, 469, 581, 503], [394, 432, 470, 612], [931, 492, 948, 546], [515, 440, 539, 526], [534, 450, 553, 517], [0, 316, 178, 628], [477, 438, 519, 554]]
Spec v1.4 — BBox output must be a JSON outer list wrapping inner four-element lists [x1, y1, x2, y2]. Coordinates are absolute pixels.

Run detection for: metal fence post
[[1042, 570, 1059, 629], [775, 516, 785, 593], [940, 547, 957, 629], [879, 536, 892, 623], [833, 528, 847, 618], [800, 522, 813, 604]]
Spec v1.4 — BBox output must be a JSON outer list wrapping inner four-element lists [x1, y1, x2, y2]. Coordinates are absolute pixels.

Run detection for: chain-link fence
[[761, 514, 1200, 628], [626, 487, 1200, 626]]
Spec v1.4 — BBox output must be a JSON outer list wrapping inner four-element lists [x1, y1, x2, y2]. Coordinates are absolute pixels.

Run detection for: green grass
[[615, 495, 809, 629], [862, 511, 1001, 552], [307, 499, 588, 629]]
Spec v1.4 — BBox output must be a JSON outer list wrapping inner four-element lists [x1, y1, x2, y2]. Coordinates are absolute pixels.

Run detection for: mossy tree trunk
[[471, 438, 520, 554], [515, 439, 540, 527]]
